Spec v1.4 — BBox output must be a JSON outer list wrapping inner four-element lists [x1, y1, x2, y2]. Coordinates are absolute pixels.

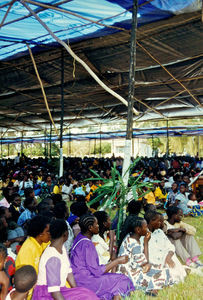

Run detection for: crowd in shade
[[0, 153, 202, 299]]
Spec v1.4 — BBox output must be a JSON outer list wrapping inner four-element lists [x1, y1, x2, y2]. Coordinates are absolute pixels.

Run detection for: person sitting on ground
[[15, 216, 51, 300], [0, 207, 25, 255], [68, 202, 89, 237], [0, 188, 11, 209], [8, 194, 21, 224], [118, 216, 174, 297], [32, 219, 99, 300], [18, 175, 33, 197], [17, 197, 37, 229], [142, 210, 186, 283], [127, 200, 142, 216], [0, 244, 9, 300], [164, 206, 202, 268], [142, 186, 156, 205], [187, 193, 203, 217], [165, 182, 179, 208], [143, 203, 157, 214], [41, 175, 55, 200], [70, 214, 134, 300], [175, 184, 191, 216], [154, 179, 167, 205], [5, 265, 37, 300], [53, 201, 74, 254], [53, 177, 64, 195], [92, 211, 116, 265]]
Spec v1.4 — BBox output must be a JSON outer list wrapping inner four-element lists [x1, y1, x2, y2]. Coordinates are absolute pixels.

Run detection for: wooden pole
[[122, 0, 138, 183], [166, 120, 169, 157], [59, 49, 64, 177], [1, 133, 2, 158], [21, 131, 23, 155], [7, 143, 9, 157], [69, 128, 71, 156], [99, 125, 102, 157], [49, 120, 52, 158]]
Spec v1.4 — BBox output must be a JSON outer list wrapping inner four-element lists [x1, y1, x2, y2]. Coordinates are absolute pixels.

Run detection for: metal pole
[[7, 143, 9, 157], [122, 0, 138, 182], [59, 49, 64, 177]]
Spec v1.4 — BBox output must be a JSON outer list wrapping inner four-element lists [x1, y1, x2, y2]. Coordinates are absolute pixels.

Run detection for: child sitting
[[187, 193, 203, 217], [6, 265, 37, 300]]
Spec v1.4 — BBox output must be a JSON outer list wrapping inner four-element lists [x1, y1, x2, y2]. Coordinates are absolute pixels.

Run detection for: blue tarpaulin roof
[[1, 125, 202, 144], [0, 0, 201, 60]]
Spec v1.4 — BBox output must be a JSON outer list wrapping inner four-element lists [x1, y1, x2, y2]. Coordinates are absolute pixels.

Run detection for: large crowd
[[0, 154, 202, 299]]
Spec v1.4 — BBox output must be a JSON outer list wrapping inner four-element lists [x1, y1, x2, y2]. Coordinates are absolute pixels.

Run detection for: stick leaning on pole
[[21, 0, 139, 116]]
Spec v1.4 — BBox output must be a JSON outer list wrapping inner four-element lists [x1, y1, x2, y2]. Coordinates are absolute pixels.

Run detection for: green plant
[[86, 158, 155, 241]]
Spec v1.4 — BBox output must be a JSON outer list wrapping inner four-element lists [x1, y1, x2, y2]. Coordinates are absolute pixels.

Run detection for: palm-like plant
[[86, 158, 155, 241]]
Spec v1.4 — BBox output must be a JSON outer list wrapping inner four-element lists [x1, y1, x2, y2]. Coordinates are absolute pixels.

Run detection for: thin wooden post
[[166, 120, 169, 157], [94, 139, 96, 156], [1, 133, 2, 158], [21, 131, 24, 155], [122, 0, 138, 183], [99, 125, 102, 157], [59, 49, 64, 177], [49, 121, 52, 158], [69, 129, 71, 156]]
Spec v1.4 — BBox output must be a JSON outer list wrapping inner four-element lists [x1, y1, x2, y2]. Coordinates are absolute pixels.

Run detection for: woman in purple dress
[[70, 214, 134, 300], [32, 219, 99, 300]]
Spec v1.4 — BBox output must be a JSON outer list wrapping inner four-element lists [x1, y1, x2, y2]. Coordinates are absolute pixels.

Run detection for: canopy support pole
[[197, 135, 200, 157], [89, 139, 91, 156], [21, 131, 23, 155], [49, 120, 52, 158], [69, 128, 71, 156], [152, 134, 155, 157], [44, 129, 47, 157], [1, 133, 2, 158], [99, 124, 102, 157], [166, 119, 169, 157], [94, 139, 96, 156], [59, 49, 64, 177], [122, 0, 138, 184]]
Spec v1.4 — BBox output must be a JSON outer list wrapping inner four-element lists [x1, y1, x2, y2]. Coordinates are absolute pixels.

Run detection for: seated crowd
[[0, 154, 202, 299]]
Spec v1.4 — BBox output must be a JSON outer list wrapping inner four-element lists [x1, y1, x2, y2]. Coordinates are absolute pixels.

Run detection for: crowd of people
[[0, 154, 202, 299]]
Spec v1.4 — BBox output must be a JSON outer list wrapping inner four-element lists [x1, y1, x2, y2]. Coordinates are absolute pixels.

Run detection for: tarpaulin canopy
[[1, 125, 203, 144], [0, 0, 202, 131]]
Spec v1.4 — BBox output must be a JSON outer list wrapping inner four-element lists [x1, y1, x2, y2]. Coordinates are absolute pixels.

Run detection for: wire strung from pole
[[26, 44, 59, 137]]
